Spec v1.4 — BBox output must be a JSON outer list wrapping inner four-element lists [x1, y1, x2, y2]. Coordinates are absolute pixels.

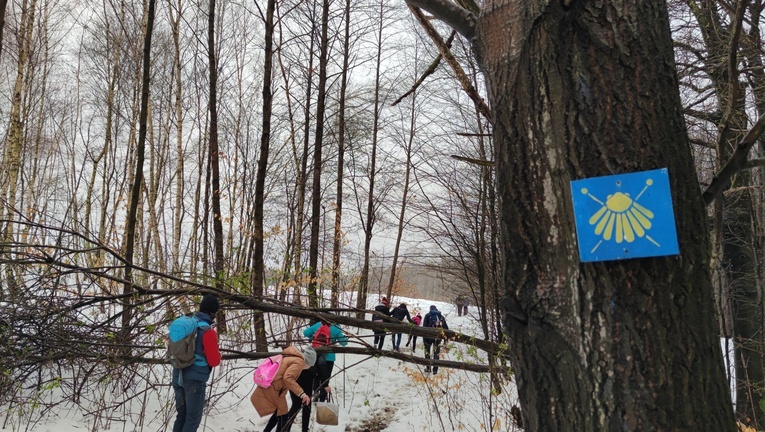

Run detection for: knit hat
[[429, 305, 437, 311], [381, 297, 389, 306], [200, 295, 220, 315], [300, 347, 317, 367]]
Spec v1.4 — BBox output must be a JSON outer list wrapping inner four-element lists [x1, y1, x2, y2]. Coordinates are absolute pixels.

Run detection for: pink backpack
[[253, 354, 283, 388]]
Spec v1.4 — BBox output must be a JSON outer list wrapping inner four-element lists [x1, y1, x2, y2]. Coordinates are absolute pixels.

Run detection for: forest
[[1, 0, 764, 431]]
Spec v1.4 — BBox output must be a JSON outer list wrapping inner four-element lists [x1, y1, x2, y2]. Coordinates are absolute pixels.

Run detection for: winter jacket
[[250, 346, 308, 417], [172, 311, 221, 384], [371, 302, 391, 322], [303, 322, 348, 362], [390, 305, 414, 324], [412, 315, 422, 326], [423, 309, 448, 342]]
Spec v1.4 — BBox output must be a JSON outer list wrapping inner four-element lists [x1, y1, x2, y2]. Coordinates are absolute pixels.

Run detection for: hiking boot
[[424, 367, 431, 373]]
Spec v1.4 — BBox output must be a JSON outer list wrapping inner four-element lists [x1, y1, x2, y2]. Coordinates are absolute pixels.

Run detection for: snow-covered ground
[[3, 295, 518, 432]]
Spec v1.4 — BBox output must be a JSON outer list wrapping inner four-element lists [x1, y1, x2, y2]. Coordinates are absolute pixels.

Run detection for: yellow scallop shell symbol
[[581, 179, 659, 252]]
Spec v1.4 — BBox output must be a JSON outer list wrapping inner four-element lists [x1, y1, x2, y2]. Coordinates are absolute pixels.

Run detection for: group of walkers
[[169, 294, 452, 432], [371, 297, 449, 373]]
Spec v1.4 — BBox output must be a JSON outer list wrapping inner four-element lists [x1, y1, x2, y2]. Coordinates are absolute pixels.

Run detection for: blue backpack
[[166, 315, 210, 369]]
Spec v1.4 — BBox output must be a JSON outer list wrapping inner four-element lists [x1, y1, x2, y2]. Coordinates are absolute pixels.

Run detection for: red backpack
[[312, 324, 332, 347]]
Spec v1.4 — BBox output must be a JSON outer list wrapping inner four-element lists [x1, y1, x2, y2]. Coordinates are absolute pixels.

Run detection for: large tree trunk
[[468, 1, 736, 429]]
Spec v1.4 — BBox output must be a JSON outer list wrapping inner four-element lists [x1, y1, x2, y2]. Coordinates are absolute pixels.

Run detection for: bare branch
[[703, 111, 765, 205], [392, 31, 456, 106], [404, 0, 477, 39], [408, 5, 491, 120]]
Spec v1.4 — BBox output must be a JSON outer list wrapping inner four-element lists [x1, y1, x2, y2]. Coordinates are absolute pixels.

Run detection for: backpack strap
[[194, 319, 212, 367]]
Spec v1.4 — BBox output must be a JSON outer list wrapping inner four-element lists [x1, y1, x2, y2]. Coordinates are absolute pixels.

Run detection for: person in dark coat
[[422, 305, 448, 374], [390, 303, 414, 352], [371, 297, 392, 350]]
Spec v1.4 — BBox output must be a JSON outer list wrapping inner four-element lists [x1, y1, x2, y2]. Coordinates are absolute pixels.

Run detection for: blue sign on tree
[[570, 168, 680, 262]]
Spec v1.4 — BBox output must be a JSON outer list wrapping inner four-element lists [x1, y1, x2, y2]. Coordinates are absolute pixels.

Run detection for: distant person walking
[[303, 318, 348, 402], [422, 305, 448, 374], [405, 311, 422, 353], [250, 346, 317, 431], [171, 295, 222, 432], [455, 295, 467, 316], [371, 297, 392, 350], [390, 303, 415, 352]]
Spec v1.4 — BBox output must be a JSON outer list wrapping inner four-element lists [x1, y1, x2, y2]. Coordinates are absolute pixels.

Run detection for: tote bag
[[315, 394, 340, 425]]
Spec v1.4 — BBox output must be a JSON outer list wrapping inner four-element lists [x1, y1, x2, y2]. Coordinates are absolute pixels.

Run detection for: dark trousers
[[405, 334, 418, 352], [315, 358, 334, 402], [172, 375, 207, 432], [423, 338, 442, 373], [372, 328, 386, 350], [264, 368, 316, 432]]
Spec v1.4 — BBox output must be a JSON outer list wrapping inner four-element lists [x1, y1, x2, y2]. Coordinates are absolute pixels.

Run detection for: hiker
[[462, 298, 470, 316], [171, 294, 222, 432], [264, 366, 318, 432], [422, 305, 448, 374], [371, 296, 392, 350], [404, 311, 422, 353], [455, 295, 466, 317], [251, 346, 317, 431], [390, 303, 414, 352], [303, 318, 349, 402]]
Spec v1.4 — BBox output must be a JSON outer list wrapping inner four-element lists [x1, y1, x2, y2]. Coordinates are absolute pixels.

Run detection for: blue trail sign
[[570, 168, 679, 262]]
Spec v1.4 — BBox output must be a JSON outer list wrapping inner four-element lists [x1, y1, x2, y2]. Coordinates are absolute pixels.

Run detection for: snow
[[2, 296, 519, 432]]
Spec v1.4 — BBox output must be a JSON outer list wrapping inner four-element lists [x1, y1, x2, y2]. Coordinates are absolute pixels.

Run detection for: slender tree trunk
[[385, 94, 415, 300], [169, 0, 184, 288], [123, 0, 155, 351], [0, 0, 7, 58], [293, 10, 316, 305], [331, 0, 352, 309], [1, 0, 37, 297], [307, 0, 330, 309], [355, 1, 385, 318], [250, 0, 276, 352], [690, 2, 764, 425]]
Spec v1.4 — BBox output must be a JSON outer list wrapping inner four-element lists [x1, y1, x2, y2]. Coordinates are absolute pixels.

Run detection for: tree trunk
[[122, 0, 155, 353], [206, 0, 226, 334], [460, 0, 736, 429], [331, 0, 352, 309], [385, 93, 415, 300], [250, 0, 276, 352], [307, 0, 330, 309], [355, 1, 385, 318]]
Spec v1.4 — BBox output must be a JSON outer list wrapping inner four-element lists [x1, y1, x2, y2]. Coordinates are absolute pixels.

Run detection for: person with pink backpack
[[250, 346, 317, 431], [405, 311, 422, 353]]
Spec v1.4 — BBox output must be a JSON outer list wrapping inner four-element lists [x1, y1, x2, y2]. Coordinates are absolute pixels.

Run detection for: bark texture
[[473, 1, 736, 430]]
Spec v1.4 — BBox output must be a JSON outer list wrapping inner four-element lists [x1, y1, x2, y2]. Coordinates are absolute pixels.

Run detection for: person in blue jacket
[[303, 317, 348, 402]]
